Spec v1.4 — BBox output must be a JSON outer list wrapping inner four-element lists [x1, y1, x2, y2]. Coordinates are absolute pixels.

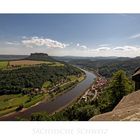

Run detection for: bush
[[31, 112, 52, 121]]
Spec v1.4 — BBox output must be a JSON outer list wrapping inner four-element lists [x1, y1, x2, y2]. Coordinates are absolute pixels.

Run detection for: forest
[[0, 53, 85, 117], [0, 63, 83, 94], [29, 70, 134, 121], [69, 57, 140, 78]]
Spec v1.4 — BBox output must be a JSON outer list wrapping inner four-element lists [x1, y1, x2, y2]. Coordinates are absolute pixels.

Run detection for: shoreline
[[0, 74, 86, 120], [51, 70, 96, 116]]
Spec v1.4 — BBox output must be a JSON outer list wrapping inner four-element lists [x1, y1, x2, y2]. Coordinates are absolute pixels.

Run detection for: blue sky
[[1, 14, 140, 57]]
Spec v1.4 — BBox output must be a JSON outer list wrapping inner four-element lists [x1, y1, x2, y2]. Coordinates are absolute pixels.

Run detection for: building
[[132, 67, 140, 91]]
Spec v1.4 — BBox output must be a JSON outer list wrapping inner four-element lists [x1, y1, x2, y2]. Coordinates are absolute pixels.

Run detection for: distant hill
[[53, 56, 119, 62], [25, 53, 55, 61], [0, 55, 28, 60], [69, 56, 140, 77]]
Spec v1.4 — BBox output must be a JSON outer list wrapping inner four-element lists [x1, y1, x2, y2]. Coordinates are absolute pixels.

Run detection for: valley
[[0, 53, 86, 118]]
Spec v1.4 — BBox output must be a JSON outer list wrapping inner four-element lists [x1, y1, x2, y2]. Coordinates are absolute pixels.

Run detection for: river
[[0, 70, 96, 121]]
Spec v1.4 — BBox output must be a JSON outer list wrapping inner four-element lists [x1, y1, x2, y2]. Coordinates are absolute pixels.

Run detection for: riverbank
[[51, 71, 97, 115], [0, 74, 86, 119], [0, 70, 95, 121]]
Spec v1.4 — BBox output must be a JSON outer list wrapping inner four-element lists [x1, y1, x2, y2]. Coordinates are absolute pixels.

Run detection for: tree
[[30, 112, 52, 121], [109, 70, 133, 105], [74, 105, 100, 121], [98, 70, 133, 113]]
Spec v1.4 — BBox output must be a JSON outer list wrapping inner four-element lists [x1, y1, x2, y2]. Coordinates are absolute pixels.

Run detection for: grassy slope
[[0, 74, 85, 117], [0, 94, 47, 117], [0, 56, 84, 117], [0, 61, 8, 69]]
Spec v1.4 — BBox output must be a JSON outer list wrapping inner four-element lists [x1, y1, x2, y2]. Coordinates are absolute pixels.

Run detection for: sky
[[1, 14, 140, 57]]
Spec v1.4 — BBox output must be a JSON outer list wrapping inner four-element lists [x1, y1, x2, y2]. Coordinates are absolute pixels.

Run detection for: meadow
[[0, 61, 8, 69], [0, 93, 46, 117], [0, 55, 83, 117], [9, 60, 64, 67]]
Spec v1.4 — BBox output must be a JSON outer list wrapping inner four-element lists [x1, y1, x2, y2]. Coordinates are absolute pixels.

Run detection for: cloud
[[95, 46, 138, 52], [22, 36, 68, 49], [80, 45, 87, 49], [129, 33, 140, 39], [76, 43, 88, 49], [113, 46, 138, 51], [113, 47, 124, 51], [76, 43, 80, 47], [5, 41, 20, 46], [96, 47, 111, 51]]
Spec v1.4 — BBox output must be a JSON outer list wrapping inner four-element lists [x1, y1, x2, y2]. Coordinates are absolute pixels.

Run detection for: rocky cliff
[[90, 90, 140, 121]]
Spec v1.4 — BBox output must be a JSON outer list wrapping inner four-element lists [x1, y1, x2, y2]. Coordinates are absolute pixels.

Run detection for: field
[[68, 75, 85, 82], [0, 94, 46, 117], [9, 60, 64, 67], [9, 60, 49, 66], [0, 74, 85, 117], [42, 81, 52, 88], [0, 61, 8, 69]]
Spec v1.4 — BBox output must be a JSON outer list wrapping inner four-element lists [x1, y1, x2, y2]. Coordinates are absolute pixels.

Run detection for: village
[[80, 75, 108, 102]]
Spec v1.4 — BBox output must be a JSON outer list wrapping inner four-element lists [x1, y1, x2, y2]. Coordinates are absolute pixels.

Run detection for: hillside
[[0, 53, 85, 117], [69, 57, 140, 78], [0, 53, 83, 94], [26, 53, 55, 61]]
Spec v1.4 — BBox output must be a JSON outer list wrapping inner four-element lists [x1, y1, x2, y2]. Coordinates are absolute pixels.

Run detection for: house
[[132, 67, 140, 90]]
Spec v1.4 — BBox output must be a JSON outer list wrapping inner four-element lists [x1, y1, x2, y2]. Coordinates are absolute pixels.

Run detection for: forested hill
[[0, 53, 84, 95], [69, 57, 140, 78], [25, 53, 55, 61]]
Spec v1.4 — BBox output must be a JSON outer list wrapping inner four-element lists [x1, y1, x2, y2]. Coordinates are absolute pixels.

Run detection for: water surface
[[0, 70, 96, 121]]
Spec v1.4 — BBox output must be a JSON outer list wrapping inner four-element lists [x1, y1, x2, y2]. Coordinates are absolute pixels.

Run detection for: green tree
[[74, 105, 100, 121], [98, 70, 133, 113], [109, 70, 133, 105], [30, 112, 52, 121]]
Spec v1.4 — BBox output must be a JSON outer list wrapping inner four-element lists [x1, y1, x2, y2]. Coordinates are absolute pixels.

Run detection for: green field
[[68, 75, 78, 81], [0, 73, 84, 117], [48, 62, 64, 66], [42, 81, 52, 88], [0, 93, 46, 117], [1, 60, 64, 71], [0, 61, 8, 69], [68, 75, 85, 82]]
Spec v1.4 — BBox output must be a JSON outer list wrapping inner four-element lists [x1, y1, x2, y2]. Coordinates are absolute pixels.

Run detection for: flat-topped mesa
[[30, 53, 49, 57], [26, 53, 55, 61]]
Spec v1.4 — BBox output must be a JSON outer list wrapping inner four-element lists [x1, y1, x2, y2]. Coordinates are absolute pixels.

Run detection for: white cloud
[[22, 36, 68, 49], [113, 46, 138, 51], [76, 43, 80, 47], [5, 41, 20, 46], [80, 45, 87, 49], [95, 46, 139, 53], [96, 47, 111, 51], [129, 33, 140, 39], [76, 43, 88, 49]]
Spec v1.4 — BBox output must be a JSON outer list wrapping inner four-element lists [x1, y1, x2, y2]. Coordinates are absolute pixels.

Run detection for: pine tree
[[108, 70, 133, 105], [98, 70, 133, 113]]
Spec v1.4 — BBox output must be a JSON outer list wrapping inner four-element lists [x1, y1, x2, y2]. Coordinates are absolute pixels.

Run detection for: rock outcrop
[[90, 90, 140, 121], [26, 53, 55, 61]]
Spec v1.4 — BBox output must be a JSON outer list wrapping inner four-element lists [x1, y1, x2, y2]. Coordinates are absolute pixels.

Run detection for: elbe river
[[0, 69, 96, 121]]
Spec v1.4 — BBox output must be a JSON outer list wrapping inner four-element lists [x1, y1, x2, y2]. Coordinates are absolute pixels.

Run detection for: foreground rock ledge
[[90, 90, 140, 121]]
